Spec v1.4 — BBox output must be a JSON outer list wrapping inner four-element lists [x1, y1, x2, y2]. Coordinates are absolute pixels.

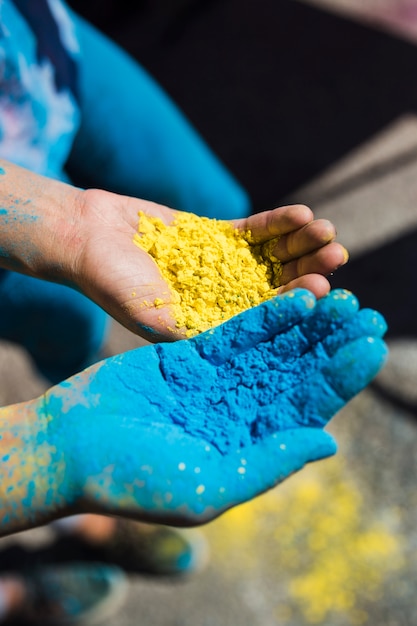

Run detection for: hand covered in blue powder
[[42, 289, 387, 526]]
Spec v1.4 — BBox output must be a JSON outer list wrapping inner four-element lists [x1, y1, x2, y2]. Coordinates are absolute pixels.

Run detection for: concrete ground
[[1, 1, 417, 625]]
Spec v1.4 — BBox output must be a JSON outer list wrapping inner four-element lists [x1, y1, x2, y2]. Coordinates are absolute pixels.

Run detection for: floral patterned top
[[0, 0, 80, 179]]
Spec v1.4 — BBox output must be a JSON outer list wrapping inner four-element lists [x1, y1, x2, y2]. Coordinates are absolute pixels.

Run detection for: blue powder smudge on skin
[[135, 323, 168, 342], [21, 480, 36, 509]]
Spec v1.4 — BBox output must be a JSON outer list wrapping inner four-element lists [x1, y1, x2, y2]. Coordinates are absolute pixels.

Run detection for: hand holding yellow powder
[[134, 211, 282, 336]]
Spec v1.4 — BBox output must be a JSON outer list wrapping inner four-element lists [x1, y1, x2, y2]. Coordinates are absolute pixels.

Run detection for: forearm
[[0, 159, 84, 282], [0, 397, 76, 536]]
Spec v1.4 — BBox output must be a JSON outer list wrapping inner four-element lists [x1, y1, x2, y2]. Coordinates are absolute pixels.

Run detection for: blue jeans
[[0, 270, 109, 384]]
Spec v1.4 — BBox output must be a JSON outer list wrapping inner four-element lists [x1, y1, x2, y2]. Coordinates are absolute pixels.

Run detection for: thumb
[[224, 428, 337, 509]]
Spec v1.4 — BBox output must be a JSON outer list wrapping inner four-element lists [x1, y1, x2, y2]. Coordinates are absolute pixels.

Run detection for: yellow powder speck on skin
[[133, 211, 283, 336]]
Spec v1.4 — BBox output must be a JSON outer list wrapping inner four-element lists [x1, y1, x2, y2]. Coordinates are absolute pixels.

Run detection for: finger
[[215, 429, 337, 511], [324, 336, 388, 401], [289, 336, 388, 428], [251, 292, 359, 375], [269, 219, 337, 263], [280, 242, 349, 284], [242, 428, 338, 486], [237, 293, 386, 433], [278, 274, 330, 299], [321, 307, 387, 357], [232, 204, 314, 243], [193, 289, 316, 365], [299, 289, 360, 344]]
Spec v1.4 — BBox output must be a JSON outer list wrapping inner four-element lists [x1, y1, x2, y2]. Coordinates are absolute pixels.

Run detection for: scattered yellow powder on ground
[[133, 211, 282, 336], [205, 457, 405, 625]]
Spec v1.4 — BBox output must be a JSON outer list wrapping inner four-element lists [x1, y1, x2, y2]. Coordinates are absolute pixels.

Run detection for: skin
[[0, 290, 387, 536], [0, 160, 348, 341]]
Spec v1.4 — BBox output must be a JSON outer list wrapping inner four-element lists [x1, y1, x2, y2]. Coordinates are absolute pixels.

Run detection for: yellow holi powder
[[133, 211, 282, 336], [205, 456, 404, 625]]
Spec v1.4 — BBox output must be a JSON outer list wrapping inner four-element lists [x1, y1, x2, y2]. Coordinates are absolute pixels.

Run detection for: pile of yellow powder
[[133, 211, 282, 336]]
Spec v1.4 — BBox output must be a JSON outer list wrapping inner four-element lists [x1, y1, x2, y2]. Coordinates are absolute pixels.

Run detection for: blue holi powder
[[142, 291, 385, 453], [0, 207, 37, 225], [40, 290, 387, 518], [136, 323, 163, 337], [20, 213, 38, 222], [51, 291, 386, 460], [21, 479, 36, 509], [45, 487, 55, 507], [36, 431, 48, 445], [0, 167, 5, 175]]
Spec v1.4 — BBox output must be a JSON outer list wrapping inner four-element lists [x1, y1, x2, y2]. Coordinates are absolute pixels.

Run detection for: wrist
[[0, 395, 78, 536], [0, 160, 85, 283]]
